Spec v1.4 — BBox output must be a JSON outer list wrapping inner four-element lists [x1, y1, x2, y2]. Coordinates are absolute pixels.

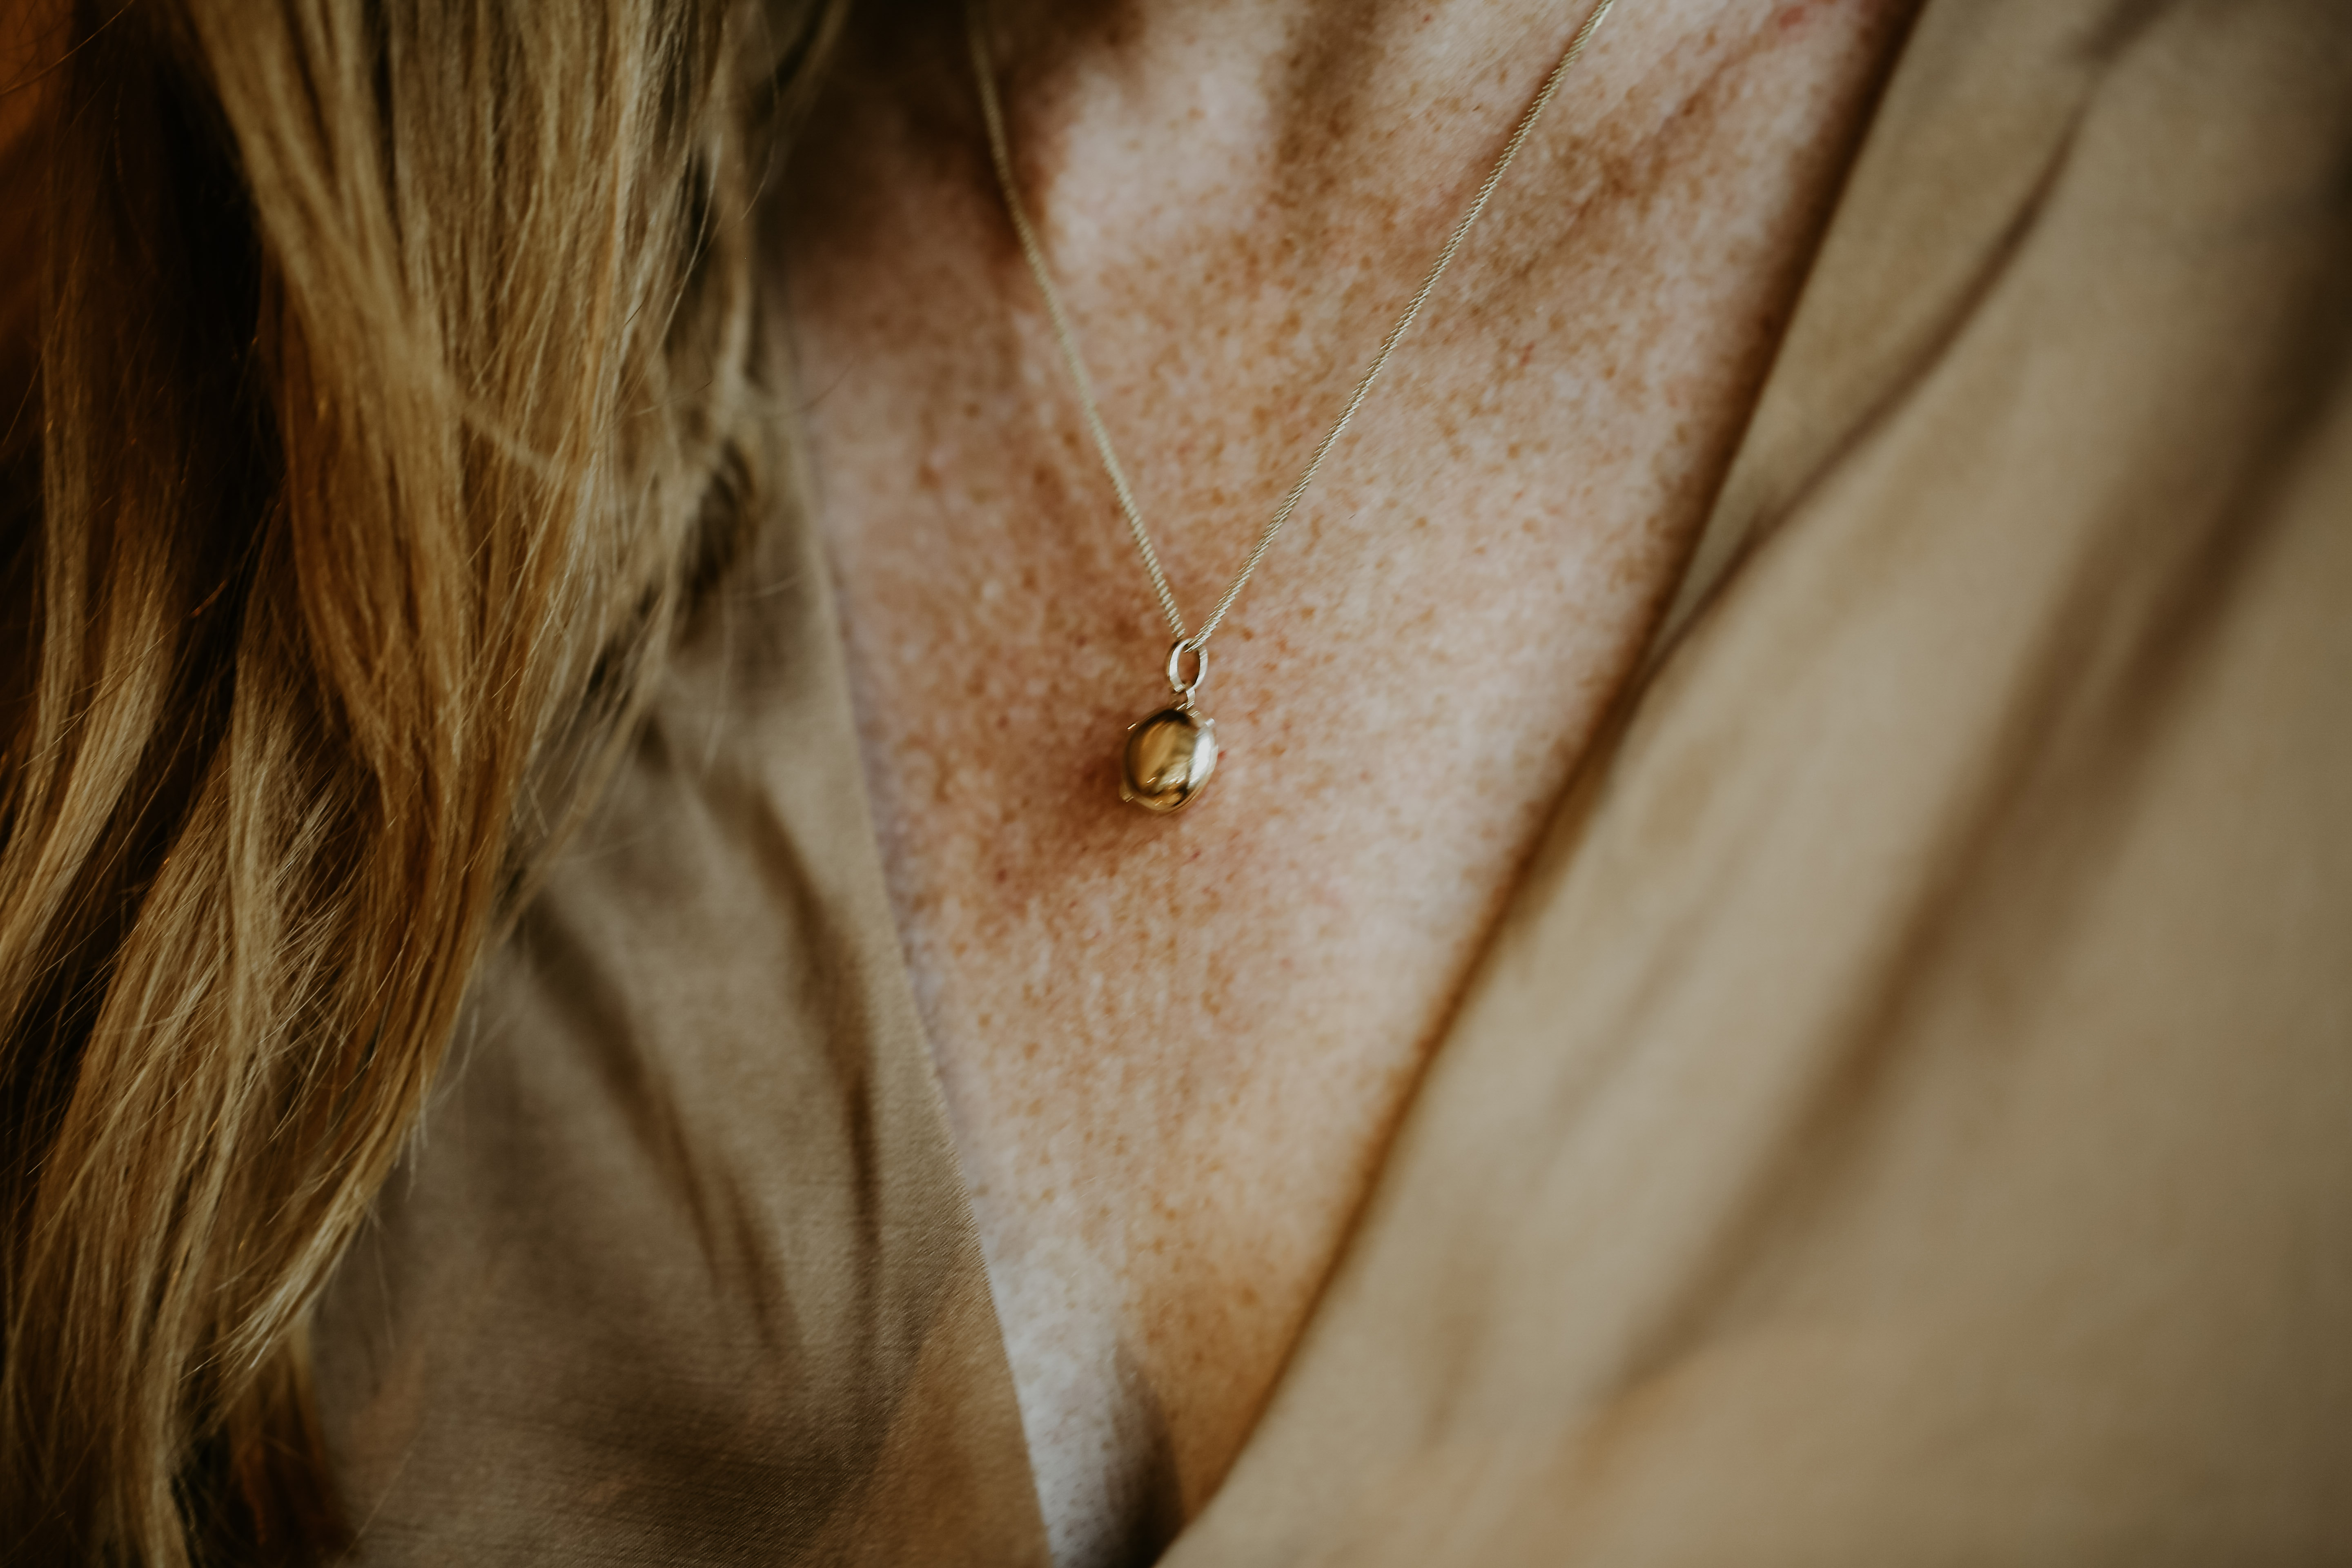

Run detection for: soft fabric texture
[[314, 0, 2352, 1560]]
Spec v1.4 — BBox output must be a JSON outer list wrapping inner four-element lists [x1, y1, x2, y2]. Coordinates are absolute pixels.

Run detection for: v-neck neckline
[[765, 0, 2102, 1553]]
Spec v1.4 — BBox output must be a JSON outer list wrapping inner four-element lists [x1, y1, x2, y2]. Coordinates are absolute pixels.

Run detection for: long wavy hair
[[0, 0, 834, 1559]]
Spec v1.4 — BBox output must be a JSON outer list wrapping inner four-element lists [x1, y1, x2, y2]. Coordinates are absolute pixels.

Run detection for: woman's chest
[[777, 1, 1909, 1552]]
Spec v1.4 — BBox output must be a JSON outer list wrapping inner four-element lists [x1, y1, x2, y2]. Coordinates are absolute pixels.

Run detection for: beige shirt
[[314, 0, 2352, 1560]]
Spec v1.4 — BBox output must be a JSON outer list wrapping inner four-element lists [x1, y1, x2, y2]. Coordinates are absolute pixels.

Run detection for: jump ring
[[1165, 637, 1207, 698]]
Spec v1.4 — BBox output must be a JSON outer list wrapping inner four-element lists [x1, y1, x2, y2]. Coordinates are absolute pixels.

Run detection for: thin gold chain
[[966, 0, 1619, 657]]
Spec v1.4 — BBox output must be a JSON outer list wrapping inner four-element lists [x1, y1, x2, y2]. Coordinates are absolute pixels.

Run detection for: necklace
[[966, 0, 1619, 813]]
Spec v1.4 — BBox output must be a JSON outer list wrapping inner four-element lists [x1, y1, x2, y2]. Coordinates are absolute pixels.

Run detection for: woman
[[4, 0, 2347, 1563]]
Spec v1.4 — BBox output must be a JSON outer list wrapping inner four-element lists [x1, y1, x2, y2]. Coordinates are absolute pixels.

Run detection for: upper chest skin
[[776, 0, 1913, 1555]]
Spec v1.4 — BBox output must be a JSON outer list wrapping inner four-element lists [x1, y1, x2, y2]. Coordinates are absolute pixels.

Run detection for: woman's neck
[[974, 0, 1570, 187], [862, 0, 1647, 284]]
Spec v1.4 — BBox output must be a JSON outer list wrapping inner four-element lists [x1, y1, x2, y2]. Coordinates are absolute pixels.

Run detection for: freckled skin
[[777, 0, 1914, 1553]]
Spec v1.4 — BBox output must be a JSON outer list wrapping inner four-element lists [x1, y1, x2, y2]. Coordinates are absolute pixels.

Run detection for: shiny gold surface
[[1119, 707, 1217, 813]]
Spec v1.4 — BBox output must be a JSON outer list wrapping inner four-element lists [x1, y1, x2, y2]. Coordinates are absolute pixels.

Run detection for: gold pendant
[[1120, 705, 1216, 813], [1120, 638, 1217, 813]]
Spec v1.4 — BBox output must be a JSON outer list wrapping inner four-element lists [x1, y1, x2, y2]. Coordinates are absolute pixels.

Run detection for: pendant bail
[[1165, 637, 1207, 708]]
